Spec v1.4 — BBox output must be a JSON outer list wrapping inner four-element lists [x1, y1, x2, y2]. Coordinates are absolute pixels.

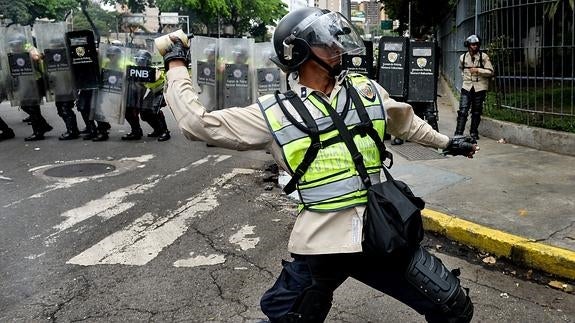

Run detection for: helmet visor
[[298, 12, 365, 60]]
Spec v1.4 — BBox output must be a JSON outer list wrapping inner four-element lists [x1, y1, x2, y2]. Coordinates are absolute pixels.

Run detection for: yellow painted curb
[[422, 209, 575, 280]]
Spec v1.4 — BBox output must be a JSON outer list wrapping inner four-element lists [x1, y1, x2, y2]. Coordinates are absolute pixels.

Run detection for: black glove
[[443, 135, 478, 157], [163, 36, 191, 71]]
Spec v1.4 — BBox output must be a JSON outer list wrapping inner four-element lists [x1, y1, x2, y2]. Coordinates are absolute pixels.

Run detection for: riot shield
[[191, 36, 218, 111], [3, 25, 42, 107], [90, 44, 127, 124], [124, 47, 155, 113], [35, 21, 76, 103], [407, 41, 437, 103], [253, 42, 286, 98], [65, 30, 100, 89], [377, 36, 408, 100], [342, 40, 372, 77], [218, 38, 254, 109]]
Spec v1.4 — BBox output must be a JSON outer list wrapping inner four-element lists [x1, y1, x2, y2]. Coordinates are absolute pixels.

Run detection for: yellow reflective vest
[[259, 74, 387, 212]]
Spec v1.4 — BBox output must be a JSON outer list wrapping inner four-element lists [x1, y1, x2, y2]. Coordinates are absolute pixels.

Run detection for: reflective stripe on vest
[[259, 74, 386, 212]]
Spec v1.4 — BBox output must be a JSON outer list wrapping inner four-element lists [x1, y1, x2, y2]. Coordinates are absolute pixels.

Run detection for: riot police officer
[[455, 35, 494, 140], [159, 7, 478, 322], [7, 33, 53, 141], [123, 49, 170, 141], [45, 38, 81, 140]]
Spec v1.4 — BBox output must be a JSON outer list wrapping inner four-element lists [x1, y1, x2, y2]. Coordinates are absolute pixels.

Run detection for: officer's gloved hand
[[443, 135, 479, 158], [160, 32, 193, 71]]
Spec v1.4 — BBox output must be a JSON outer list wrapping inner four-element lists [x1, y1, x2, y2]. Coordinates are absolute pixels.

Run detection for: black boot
[[59, 131, 80, 140], [25, 122, 52, 141], [156, 113, 170, 142], [469, 114, 481, 140], [157, 130, 171, 142], [454, 112, 468, 136], [92, 132, 109, 142], [122, 128, 143, 141], [0, 128, 15, 141]]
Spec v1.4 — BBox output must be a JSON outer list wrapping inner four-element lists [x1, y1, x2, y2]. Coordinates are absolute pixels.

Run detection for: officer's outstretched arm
[[442, 135, 479, 158]]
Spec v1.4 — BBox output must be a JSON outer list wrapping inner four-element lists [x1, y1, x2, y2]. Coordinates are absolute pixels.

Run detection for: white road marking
[[67, 168, 255, 266], [229, 225, 260, 250], [173, 252, 226, 268], [4, 155, 155, 208], [45, 177, 162, 246]]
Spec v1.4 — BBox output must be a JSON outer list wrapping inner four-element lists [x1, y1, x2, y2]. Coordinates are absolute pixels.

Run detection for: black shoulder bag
[[322, 83, 425, 256]]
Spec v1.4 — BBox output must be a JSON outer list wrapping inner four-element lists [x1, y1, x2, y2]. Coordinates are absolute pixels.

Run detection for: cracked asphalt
[[1, 101, 574, 322]]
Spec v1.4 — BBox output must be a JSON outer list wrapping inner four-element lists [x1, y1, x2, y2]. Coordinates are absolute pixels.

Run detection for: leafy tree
[[0, 0, 79, 26], [72, 2, 119, 37], [219, 0, 287, 37]]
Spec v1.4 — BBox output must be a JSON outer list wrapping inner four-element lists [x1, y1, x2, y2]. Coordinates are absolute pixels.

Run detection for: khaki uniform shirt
[[460, 51, 494, 92], [165, 66, 450, 255]]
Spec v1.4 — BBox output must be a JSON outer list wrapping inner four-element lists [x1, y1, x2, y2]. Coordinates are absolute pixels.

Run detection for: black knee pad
[[285, 288, 332, 323], [406, 247, 473, 322]]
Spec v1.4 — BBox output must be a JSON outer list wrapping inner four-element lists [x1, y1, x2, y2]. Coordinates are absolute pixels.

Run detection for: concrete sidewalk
[[387, 77, 575, 280]]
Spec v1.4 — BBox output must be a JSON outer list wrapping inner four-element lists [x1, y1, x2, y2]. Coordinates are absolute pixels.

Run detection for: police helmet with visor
[[8, 33, 26, 53], [270, 7, 365, 75], [464, 35, 480, 48], [106, 45, 122, 58], [134, 49, 152, 67]]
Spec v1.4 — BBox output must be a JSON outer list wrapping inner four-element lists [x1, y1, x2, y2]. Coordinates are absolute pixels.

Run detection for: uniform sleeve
[[478, 53, 494, 78], [164, 66, 273, 151], [375, 83, 450, 149]]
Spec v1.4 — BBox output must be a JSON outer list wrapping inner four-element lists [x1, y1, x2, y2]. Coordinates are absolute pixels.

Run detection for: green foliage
[[220, 0, 287, 36], [0, 0, 79, 26], [102, 0, 155, 13], [484, 90, 575, 133], [72, 2, 119, 36], [153, 0, 286, 37]]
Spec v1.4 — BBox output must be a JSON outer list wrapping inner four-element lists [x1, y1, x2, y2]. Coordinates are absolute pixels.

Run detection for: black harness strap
[[346, 82, 393, 168], [278, 90, 323, 195]]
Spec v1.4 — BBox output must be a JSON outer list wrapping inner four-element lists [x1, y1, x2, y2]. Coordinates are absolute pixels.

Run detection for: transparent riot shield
[[35, 21, 76, 103], [217, 38, 254, 109], [3, 25, 42, 107], [90, 44, 128, 124], [124, 47, 155, 114], [253, 42, 286, 98], [191, 36, 218, 111]]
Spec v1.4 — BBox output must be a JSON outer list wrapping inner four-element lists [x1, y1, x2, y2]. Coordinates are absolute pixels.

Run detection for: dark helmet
[[203, 43, 216, 58], [270, 7, 365, 73], [231, 45, 248, 62], [8, 33, 26, 52], [106, 45, 122, 58], [464, 34, 481, 48], [134, 49, 152, 66]]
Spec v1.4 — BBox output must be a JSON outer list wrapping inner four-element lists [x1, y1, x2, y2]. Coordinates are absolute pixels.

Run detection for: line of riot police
[[0, 22, 171, 142]]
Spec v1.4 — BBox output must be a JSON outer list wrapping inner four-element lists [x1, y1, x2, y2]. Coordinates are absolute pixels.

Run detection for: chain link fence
[[438, 0, 574, 130]]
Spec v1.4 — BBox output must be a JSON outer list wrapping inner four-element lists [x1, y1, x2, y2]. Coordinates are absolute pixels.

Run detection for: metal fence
[[438, 0, 574, 122]]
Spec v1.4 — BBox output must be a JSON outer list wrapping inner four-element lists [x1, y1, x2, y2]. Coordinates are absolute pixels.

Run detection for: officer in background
[[158, 7, 477, 323], [6, 33, 52, 141], [455, 34, 494, 140], [122, 49, 147, 140], [44, 38, 80, 140], [89, 44, 125, 142], [123, 49, 170, 141]]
